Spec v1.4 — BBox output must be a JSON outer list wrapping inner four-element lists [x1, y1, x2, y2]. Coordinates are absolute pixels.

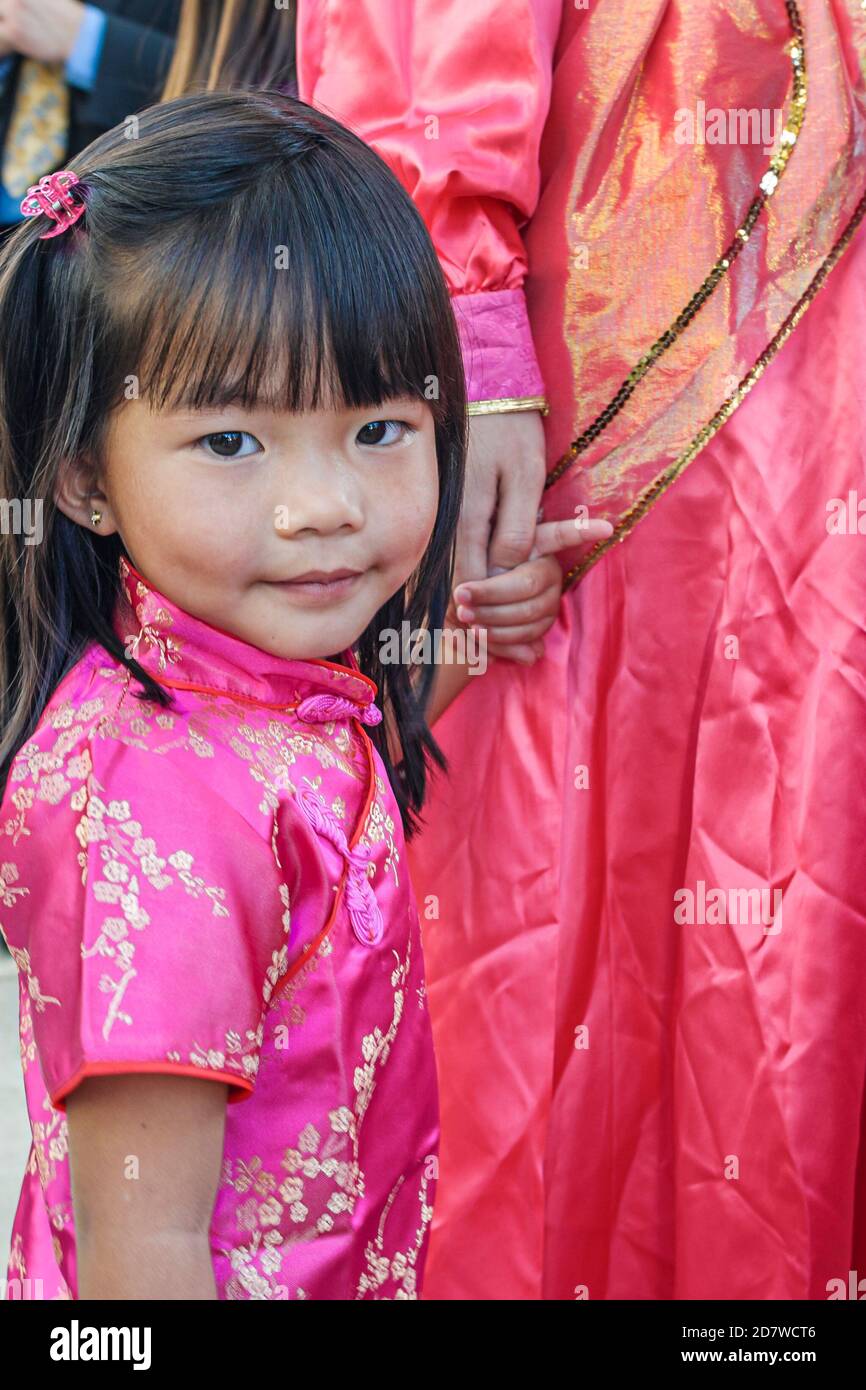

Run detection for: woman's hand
[[425, 513, 614, 724], [451, 516, 614, 665], [454, 411, 548, 593]]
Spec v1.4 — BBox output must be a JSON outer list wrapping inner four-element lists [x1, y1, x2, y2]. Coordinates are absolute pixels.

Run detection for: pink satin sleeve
[[296, 0, 561, 402], [11, 697, 290, 1114]]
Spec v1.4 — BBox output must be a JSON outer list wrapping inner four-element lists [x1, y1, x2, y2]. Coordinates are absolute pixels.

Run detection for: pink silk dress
[[299, 0, 866, 1299], [1, 556, 439, 1300]]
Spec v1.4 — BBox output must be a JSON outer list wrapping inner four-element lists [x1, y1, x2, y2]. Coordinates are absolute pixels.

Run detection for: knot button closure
[[296, 693, 382, 726], [295, 786, 384, 947]]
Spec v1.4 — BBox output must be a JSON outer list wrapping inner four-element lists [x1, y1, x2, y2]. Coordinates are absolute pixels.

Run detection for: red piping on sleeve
[[50, 1061, 254, 1111]]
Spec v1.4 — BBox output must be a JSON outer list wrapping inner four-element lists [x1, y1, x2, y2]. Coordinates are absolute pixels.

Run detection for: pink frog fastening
[[295, 785, 385, 947], [295, 693, 386, 946], [297, 692, 383, 726]]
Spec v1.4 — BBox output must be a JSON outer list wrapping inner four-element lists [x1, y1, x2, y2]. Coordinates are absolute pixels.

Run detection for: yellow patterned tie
[[2, 60, 70, 201]]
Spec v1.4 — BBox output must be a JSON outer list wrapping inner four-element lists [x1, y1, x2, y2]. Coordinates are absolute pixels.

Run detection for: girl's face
[[78, 392, 439, 660]]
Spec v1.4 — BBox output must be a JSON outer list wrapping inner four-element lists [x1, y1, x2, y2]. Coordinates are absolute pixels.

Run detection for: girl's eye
[[356, 420, 415, 447], [199, 431, 263, 459]]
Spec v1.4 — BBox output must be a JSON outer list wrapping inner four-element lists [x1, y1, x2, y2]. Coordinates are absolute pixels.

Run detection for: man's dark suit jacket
[[0, 0, 180, 170]]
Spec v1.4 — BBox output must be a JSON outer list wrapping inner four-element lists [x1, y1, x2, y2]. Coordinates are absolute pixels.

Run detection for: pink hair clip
[[20, 171, 85, 239]]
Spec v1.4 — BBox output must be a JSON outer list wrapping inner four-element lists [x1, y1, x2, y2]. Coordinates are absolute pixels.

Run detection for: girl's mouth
[[267, 569, 365, 600]]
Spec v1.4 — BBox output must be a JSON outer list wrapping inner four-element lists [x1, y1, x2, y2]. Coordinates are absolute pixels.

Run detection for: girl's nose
[[272, 463, 364, 537]]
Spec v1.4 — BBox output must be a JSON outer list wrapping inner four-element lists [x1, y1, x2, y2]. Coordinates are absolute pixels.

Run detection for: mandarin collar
[[111, 554, 379, 711]]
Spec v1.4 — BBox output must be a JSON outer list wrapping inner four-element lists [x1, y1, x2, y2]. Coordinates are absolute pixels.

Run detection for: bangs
[[96, 147, 452, 419]]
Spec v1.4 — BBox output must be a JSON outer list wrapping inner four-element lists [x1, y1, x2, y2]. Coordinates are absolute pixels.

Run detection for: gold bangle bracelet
[[466, 395, 550, 417]]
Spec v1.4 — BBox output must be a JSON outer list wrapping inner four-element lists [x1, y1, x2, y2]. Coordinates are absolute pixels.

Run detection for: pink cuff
[[452, 289, 546, 404]]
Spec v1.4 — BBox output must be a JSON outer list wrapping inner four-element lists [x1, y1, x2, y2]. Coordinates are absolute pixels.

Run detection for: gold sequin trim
[[560, 181, 866, 589], [544, 0, 818, 589], [546, 1, 806, 492]]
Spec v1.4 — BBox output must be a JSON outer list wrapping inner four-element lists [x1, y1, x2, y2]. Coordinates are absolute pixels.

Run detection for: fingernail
[[454, 585, 472, 603], [456, 605, 474, 623]]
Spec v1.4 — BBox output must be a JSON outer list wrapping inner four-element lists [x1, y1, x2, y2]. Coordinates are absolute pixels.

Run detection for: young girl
[[0, 90, 608, 1301]]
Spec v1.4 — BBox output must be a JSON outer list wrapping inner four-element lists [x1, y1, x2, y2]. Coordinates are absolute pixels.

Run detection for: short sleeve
[[3, 728, 290, 1112]]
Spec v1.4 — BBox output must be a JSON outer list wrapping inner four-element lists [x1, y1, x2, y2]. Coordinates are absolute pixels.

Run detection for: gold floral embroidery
[[168, 1021, 266, 1083], [77, 776, 230, 1040], [118, 556, 184, 672], [1, 786, 34, 845], [222, 933, 425, 1299], [355, 1171, 434, 1299], [5, 944, 60, 1011], [357, 774, 399, 887], [18, 985, 37, 1073], [95, 667, 363, 817], [31, 1102, 69, 1189], [269, 932, 333, 1034], [8, 1232, 25, 1280], [166, 904, 291, 1081], [0, 860, 29, 907]]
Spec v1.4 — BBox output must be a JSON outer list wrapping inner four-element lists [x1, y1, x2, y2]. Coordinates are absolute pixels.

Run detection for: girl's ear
[[54, 459, 119, 536]]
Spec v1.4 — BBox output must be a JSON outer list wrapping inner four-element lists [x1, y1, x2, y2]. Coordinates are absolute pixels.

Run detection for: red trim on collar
[[114, 554, 379, 707]]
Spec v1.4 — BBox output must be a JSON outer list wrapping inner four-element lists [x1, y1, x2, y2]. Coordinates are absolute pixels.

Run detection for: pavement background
[[0, 955, 29, 1264]]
